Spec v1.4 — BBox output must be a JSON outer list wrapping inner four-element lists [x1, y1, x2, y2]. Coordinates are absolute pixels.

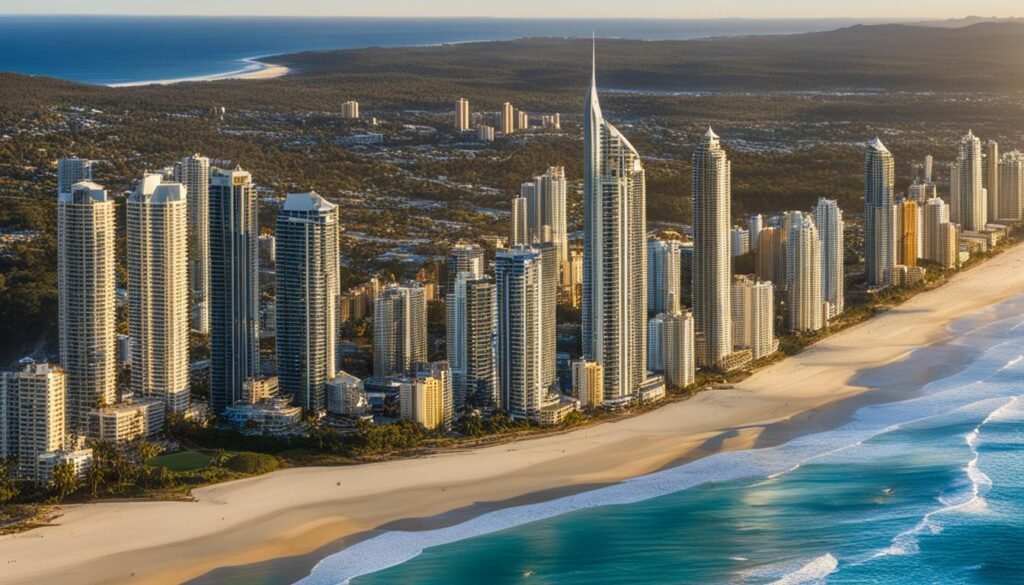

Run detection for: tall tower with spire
[[691, 128, 734, 368], [582, 40, 648, 406]]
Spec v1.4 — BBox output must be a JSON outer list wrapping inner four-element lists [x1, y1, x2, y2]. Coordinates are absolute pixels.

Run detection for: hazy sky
[[1, 1, 1021, 19]]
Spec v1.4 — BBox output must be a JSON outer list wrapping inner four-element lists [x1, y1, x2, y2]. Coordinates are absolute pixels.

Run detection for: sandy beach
[[3, 244, 1024, 585], [107, 58, 289, 88]]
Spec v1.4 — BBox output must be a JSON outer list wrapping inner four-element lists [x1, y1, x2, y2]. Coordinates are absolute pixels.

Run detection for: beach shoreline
[[106, 57, 289, 88], [3, 244, 1024, 585]]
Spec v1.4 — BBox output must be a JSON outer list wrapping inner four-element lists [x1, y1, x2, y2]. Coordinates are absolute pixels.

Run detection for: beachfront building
[[326, 372, 369, 417], [583, 50, 648, 405], [173, 153, 211, 332], [399, 364, 452, 431], [209, 167, 261, 413], [647, 311, 695, 389], [812, 198, 845, 318], [58, 181, 117, 433], [997, 150, 1024, 221], [275, 192, 340, 412], [786, 212, 824, 332], [374, 284, 428, 378], [985, 140, 999, 223], [89, 398, 166, 443], [1, 363, 66, 480], [572, 359, 604, 409], [896, 199, 919, 267], [922, 197, 957, 268], [127, 174, 191, 413], [692, 128, 739, 369], [447, 274, 497, 410], [496, 246, 552, 419], [731, 275, 779, 361], [865, 138, 896, 287], [647, 238, 682, 316], [456, 98, 470, 131], [954, 131, 987, 231]]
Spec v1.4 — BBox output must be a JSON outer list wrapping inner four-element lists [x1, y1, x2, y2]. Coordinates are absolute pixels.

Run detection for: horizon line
[[0, 14, 1005, 21]]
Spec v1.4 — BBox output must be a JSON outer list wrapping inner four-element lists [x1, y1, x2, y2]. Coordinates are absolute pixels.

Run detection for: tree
[[50, 462, 79, 502], [0, 457, 19, 504]]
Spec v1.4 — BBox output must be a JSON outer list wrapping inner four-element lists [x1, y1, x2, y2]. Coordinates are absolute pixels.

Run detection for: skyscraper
[[446, 243, 485, 298], [647, 238, 681, 316], [501, 102, 515, 134], [275, 192, 340, 412], [731, 275, 778, 361], [209, 167, 260, 413], [519, 167, 569, 265], [786, 212, 823, 332], [173, 154, 211, 333], [456, 98, 470, 132], [374, 284, 427, 378], [341, 100, 360, 119], [647, 311, 695, 389], [922, 197, 956, 268], [692, 128, 733, 368], [731, 227, 750, 257], [496, 246, 550, 419], [998, 150, 1024, 221], [956, 131, 987, 232], [864, 138, 896, 286], [756, 226, 786, 287], [812, 198, 845, 318], [58, 181, 116, 433], [748, 213, 763, 251], [985, 139, 999, 223], [57, 157, 93, 195], [1, 363, 66, 480], [447, 275, 496, 410], [511, 196, 529, 246], [896, 199, 919, 267], [583, 46, 647, 404], [127, 174, 190, 413]]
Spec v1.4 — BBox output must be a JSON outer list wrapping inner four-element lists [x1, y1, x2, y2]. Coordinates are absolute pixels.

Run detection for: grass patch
[[147, 451, 213, 472]]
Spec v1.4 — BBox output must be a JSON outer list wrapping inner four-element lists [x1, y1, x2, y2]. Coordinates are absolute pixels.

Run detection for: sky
[[1, 1, 1021, 19]]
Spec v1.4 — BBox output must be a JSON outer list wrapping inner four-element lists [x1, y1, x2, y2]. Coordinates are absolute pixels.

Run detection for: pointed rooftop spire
[[868, 136, 888, 152], [591, 31, 596, 90], [704, 126, 719, 140]]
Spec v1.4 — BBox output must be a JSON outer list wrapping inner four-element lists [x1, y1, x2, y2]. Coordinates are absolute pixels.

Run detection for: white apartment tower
[[495, 246, 550, 419], [583, 47, 647, 405], [812, 198, 845, 318], [922, 197, 952, 266], [956, 131, 987, 231], [647, 238, 681, 316], [2, 363, 67, 480], [731, 275, 778, 361], [275, 192, 340, 412], [647, 311, 695, 389], [173, 154, 211, 333], [127, 174, 191, 413], [58, 181, 116, 433], [997, 150, 1024, 221], [519, 167, 569, 265], [985, 140, 999, 223], [447, 274, 497, 410], [209, 167, 261, 413], [691, 128, 733, 368], [456, 98, 470, 132], [374, 284, 427, 378], [786, 212, 824, 332], [501, 102, 515, 134], [864, 138, 896, 286]]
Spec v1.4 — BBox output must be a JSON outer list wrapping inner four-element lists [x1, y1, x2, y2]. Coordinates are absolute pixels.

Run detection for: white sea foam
[[766, 553, 839, 585], [297, 314, 1024, 585]]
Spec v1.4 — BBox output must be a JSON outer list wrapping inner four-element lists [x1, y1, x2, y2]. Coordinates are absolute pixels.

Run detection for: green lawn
[[147, 451, 213, 472]]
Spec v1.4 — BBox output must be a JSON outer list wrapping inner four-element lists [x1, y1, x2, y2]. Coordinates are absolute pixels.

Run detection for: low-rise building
[[326, 371, 369, 417], [223, 396, 304, 436], [571, 360, 604, 409], [90, 398, 166, 443], [536, 395, 579, 426], [242, 376, 279, 404], [36, 448, 93, 482]]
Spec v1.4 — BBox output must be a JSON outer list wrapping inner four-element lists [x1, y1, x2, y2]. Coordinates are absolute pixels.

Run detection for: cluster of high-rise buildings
[[454, 97, 560, 140]]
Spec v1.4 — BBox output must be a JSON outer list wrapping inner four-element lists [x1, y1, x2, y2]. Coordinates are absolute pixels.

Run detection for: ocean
[[292, 297, 1024, 585], [0, 16, 894, 86]]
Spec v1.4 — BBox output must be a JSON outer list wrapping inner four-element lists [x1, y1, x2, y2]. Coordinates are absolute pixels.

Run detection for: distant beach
[[107, 57, 290, 87], [3, 242, 1024, 585]]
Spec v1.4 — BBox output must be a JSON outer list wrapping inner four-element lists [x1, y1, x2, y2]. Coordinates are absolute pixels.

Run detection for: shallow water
[[297, 305, 1024, 585]]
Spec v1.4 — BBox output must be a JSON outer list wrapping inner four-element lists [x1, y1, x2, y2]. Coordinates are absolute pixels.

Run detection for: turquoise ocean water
[[297, 301, 1024, 585]]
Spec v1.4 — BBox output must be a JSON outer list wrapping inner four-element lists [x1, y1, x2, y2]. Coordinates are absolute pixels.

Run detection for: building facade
[[956, 131, 987, 231], [374, 284, 428, 377], [647, 238, 682, 316], [127, 174, 191, 413], [496, 246, 550, 419], [173, 154, 211, 332], [864, 138, 896, 286], [786, 212, 824, 332], [731, 275, 779, 361], [812, 198, 845, 318], [209, 167, 261, 413]]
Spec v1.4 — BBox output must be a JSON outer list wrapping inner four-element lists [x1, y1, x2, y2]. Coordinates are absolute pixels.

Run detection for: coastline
[[106, 57, 289, 88], [3, 244, 1024, 585]]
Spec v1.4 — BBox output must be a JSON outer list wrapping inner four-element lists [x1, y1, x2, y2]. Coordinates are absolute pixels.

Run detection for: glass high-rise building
[[864, 138, 896, 286], [174, 154, 211, 333], [209, 167, 260, 413]]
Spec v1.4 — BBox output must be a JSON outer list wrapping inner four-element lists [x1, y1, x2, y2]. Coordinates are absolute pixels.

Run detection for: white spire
[[591, 31, 596, 91], [704, 127, 719, 140]]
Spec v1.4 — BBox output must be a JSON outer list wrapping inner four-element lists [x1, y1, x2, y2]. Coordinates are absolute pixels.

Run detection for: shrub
[[225, 452, 280, 475]]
